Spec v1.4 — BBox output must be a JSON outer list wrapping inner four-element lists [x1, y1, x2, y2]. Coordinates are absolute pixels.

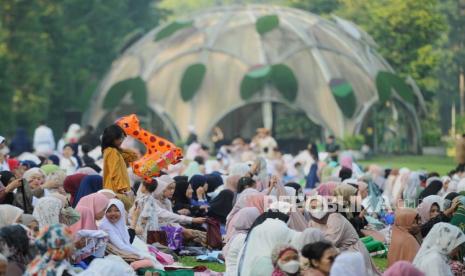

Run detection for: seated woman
[[188, 174, 209, 208], [100, 199, 163, 270], [63, 173, 86, 207], [129, 178, 159, 243], [413, 223, 465, 276], [0, 224, 33, 276], [172, 175, 206, 217], [387, 208, 421, 267], [333, 183, 368, 237], [69, 193, 110, 235], [154, 175, 206, 244], [223, 207, 261, 276], [417, 195, 457, 238], [0, 204, 23, 227], [25, 224, 77, 276], [237, 218, 295, 276], [207, 189, 235, 224], [72, 175, 103, 207], [308, 198, 378, 275], [301, 241, 338, 276]]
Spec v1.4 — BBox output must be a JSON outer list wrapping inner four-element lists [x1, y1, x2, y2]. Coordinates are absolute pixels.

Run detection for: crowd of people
[[0, 122, 464, 276]]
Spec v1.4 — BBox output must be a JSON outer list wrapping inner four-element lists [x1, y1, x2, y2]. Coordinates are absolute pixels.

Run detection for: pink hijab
[[383, 261, 424, 276], [245, 194, 265, 213], [69, 193, 109, 235], [340, 155, 353, 169], [223, 207, 261, 257], [316, 182, 338, 196]]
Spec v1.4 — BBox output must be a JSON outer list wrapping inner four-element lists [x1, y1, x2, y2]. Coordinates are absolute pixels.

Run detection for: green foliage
[[456, 114, 465, 136], [180, 63, 206, 102], [340, 134, 365, 150], [255, 15, 280, 35], [335, 0, 447, 97], [155, 20, 194, 41], [0, 0, 166, 136], [288, 0, 340, 15], [274, 111, 322, 139], [330, 79, 357, 118], [376, 71, 414, 104], [102, 77, 148, 113]]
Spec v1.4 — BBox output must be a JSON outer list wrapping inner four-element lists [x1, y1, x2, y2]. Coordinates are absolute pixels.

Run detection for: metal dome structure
[[84, 4, 424, 152]]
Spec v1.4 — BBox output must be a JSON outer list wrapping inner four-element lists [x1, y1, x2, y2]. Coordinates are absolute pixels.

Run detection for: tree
[[0, 0, 167, 137]]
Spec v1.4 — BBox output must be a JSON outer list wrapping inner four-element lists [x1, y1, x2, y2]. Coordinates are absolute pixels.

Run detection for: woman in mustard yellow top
[[101, 125, 138, 209]]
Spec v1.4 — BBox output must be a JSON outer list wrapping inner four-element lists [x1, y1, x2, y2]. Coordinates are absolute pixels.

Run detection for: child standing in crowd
[[101, 124, 138, 210], [60, 144, 78, 176]]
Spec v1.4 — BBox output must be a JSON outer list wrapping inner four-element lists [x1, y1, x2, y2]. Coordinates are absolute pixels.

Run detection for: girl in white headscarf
[[237, 218, 296, 276], [99, 199, 140, 256], [413, 222, 465, 276]]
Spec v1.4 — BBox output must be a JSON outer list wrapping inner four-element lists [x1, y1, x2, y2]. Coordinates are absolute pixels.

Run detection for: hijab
[[402, 172, 421, 201], [413, 223, 465, 276], [25, 224, 75, 276], [383, 261, 424, 276], [154, 175, 175, 199], [189, 174, 207, 200], [75, 167, 99, 176], [333, 183, 357, 205], [63, 174, 86, 206], [245, 194, 265, 213], [33, 196, 63, 228], [387, 208, 420, 266], [223, 207, 261, 257], [290, 228, 325, 251], [23, 167, 45, 182], [208, 189, 235, 223], [330, 252, 366, 276], [285, 182, 301, 196], [417, 195, 443, 224], [99, 199, 139, 256], [73, 175, 103, 207], [0, 224, 32, 266], [69, 193, 109, 234], [76, 255, 136, 276], [418, 178, 443, 200], [271, 245, 299, 276], [206, 173, 223, 193], [239, 218, 295, 276], [0, 204, 23, 227], [316, 182, 338, 196], [225, 174, 241, 192], [172, 176, 191, 209]]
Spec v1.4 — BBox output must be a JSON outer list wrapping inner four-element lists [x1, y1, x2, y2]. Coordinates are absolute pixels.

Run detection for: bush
[[340, 135, 365, 150]]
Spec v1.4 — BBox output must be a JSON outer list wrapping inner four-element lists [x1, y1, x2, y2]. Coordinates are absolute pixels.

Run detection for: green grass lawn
[[180, 256, 387, 273], [180, 155, 447, 273], [359, 155, 455, 175], [373, 257, 388, 272], [179, 256, 225, 272]]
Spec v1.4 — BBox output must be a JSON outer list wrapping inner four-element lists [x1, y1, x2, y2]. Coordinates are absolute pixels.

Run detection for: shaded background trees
[[1, 0, 463, 148]]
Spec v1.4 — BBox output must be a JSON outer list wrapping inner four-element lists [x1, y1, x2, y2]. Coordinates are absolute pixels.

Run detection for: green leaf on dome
[[180, 63, 206, 102], [155, 20, 193, 41], [256, 15, 279, 35]]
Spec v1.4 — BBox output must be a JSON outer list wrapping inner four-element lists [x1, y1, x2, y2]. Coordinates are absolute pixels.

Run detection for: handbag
[[160, 226, 183, 251], [205, 217, 222, 249]]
